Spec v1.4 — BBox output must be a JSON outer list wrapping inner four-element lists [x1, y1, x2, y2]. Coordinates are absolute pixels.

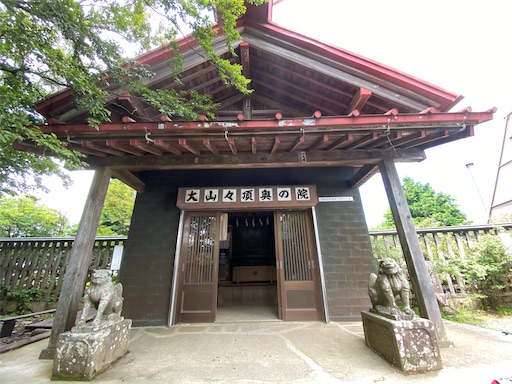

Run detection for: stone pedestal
[[362, 311, 442, 373], [52, 319, 131, 380]]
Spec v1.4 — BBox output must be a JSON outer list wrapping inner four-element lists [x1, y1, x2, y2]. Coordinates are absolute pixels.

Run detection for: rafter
[[325, 133, 353, 152], [270, 136, 280, 154], [153, 138, 182, 155], [227, 137, 238, 154], [288, 135, 305, 152], [129, 139, 164, 156], [203, 138, 219, 155], [307, 134, 329, 151], [86, 148, 426, 171], [344, 132, 379, 150], [179, 138, 200, 156], [111, 170, 145, 193], [251, 137, 257, 154], [83, 141, 126, 156], [346, 88, 372, 114], [350, 164, 379, 189], [106, 140, 145, 156]]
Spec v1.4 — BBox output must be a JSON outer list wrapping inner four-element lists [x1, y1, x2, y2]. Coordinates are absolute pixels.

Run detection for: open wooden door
[[176, 212, 220, 323], [275, 210, 323, 321]]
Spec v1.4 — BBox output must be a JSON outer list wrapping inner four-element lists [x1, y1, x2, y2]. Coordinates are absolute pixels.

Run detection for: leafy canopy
[[97, 180, 136, 236], [0, 195, 71, 237], [379, 177, 469, 229], [0, 0, 266, 195]]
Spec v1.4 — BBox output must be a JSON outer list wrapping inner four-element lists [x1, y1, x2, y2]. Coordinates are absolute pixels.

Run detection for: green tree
[[0, 0, 266, 196], [97, 180, 136, 236], [379, 177, 469, 229], [0, 195, 71, 237]]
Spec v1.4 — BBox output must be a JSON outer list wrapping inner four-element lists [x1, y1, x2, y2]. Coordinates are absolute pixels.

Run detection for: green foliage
[[98, 180, 136, 236], [0, 283, 43, 314], [379, 177, 469, 229], [0, 0, 267, 195], [463, 233, 512, 308], [65, 179, 136, 236], [0, 195, 71, 237]]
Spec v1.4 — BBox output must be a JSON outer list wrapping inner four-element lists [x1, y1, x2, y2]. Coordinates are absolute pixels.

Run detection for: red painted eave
[[40, 109, 496, 135]]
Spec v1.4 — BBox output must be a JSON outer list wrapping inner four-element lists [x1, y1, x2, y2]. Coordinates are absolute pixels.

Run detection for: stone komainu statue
[[78, 269, 124, 327], [368, 258, 416, 320]]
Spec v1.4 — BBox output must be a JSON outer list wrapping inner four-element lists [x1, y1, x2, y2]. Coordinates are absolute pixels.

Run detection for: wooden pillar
[[40, 167, 111, 359], [378, 157, 449, 344]]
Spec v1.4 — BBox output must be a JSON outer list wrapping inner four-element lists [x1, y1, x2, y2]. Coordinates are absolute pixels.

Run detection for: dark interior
[[229, 212, 275, 269]]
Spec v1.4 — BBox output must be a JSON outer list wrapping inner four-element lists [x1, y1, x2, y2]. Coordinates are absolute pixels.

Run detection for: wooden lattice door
[[275, 210, 322, 321], [176, 212, 220, 323]]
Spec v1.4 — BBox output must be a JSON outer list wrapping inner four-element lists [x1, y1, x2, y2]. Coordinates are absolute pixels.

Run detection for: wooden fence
[[1, 224, 511, 306], [0, 237, 126, 303], [369, 223, 512, 296]]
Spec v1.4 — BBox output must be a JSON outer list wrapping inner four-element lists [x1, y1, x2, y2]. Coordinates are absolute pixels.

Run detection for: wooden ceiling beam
[[117, 93, 142, 118], [344, 132, 379, 150], [307, 134, 329, 151], [153, 138, 182, 155], [250, 94, 305, 116], [227, 137, 238, 154], [179, 138, 201, 156], [250, 52, 353, 99], [203, 138, 219, 155], [399, 130, 451, 149], [83, 141, 126, 156], [325, 133, 353, 151], [288, 135, 305, 152], [365, 132, 402, 149], [390, 131, 427, 147], [350, 164, 379, 189], [271, 136, 280, 154], [67, 143, 108, 157], [251, 69, 341, 115], [251, 137, 257, 154], [347, 88, 372, 115], [111, 169, 145, 193], [106, 140, 145, 156], [86, 148, 426, 170], [253, 79, 338, 116], [130, 139, 163, 156], [240, 42, 251, 78]]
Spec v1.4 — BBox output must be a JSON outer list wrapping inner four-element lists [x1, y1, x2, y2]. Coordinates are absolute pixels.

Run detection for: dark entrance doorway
[[217, 212, 278, 321]]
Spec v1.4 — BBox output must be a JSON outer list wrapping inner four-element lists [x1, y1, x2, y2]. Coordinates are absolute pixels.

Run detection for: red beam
[[347, 88, 372, 114], [41, 111, 495, 135]]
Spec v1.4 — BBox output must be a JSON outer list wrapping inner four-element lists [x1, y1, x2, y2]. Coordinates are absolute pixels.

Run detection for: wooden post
[[40, 167, 111, 359], [378, 158, 449, 344]]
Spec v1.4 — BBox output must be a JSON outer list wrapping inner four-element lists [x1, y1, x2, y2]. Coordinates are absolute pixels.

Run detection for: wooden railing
[[1, 224, 511, 305], [0, 237, 126, 303], [369, 223, 512, 295]]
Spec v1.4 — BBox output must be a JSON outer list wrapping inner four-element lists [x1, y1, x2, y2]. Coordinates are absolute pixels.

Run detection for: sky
[[35, 0, 512, 227]]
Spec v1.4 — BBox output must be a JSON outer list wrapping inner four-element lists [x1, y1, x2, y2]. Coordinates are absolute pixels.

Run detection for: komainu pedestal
[[53, 319, 131, 380], [53, 270, 131, 380], [362, 311, 442, 373]]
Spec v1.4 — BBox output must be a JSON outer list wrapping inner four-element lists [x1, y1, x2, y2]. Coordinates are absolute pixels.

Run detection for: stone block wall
[[120, 167, 376, 326], [315, 185, 375, 321], [119, 179, 180, 326]]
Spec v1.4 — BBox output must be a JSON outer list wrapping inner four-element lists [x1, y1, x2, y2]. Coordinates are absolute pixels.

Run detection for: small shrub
[[463, 232, 512, 308]]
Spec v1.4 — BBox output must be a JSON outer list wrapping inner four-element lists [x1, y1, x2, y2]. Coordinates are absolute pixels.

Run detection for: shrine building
[[20, 1, 495, 347]]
